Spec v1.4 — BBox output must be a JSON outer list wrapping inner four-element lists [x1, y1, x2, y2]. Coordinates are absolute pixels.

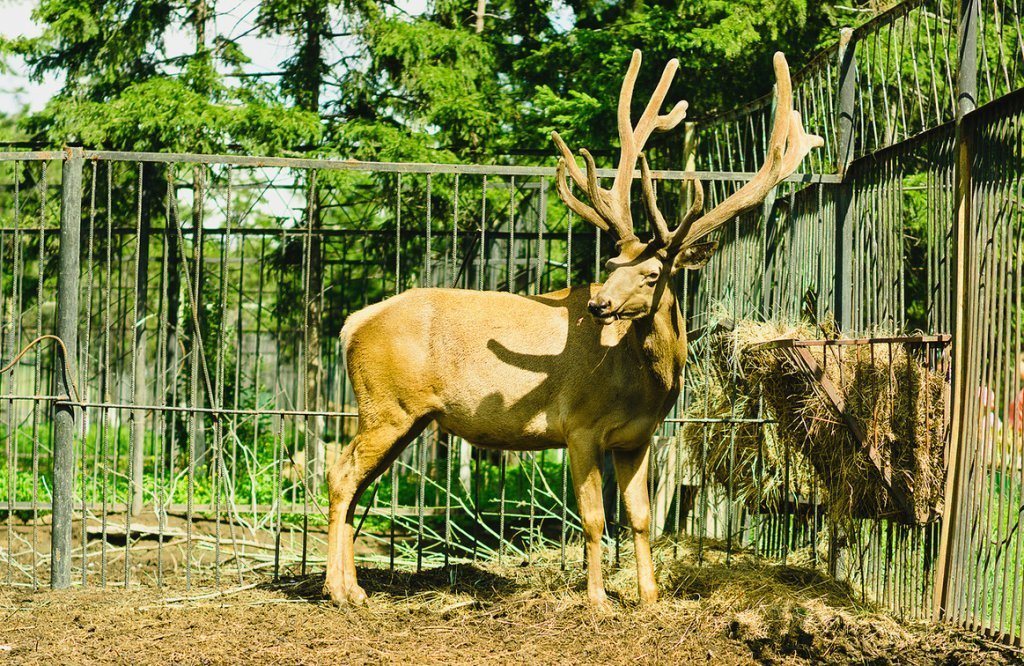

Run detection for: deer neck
[[631, 283, 686, 390]]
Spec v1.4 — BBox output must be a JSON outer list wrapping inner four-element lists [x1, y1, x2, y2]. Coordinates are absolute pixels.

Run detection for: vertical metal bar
[[934, 0, 980, 621], [52, 148, 83, 590], [444, 175, 458, 567], [498, 450, 506, 565], [165, 174, 181, 546], [417, 175, 430, 571], [213, 166, 232, 586], [251, 237, 268, 527], [479, 176, 487, 292], [472, 447, 481, 561], [300, 169, 318, 578], [123, 162, 145, 587], [536, 178, 546, 296], [155, 171, 172, 587], [79, 161, 96, 586], [31, 162, 48, 589], [528, 179, 545, 562], [185, 166, 204, 591], [425, 173, 432, 285], [273, 408, 285, 579], [4, 160, 21, 588], [390, 173, 401, 572], [450, 174, 459, 288], [230, 184, 245, 572], [129, 162, 150, 521], [560, 187, 571, 570], [507, 175, 515, 292], [416, 432, 426, 573], [395, 172, 402, 295], [835, 28, 857, 334]]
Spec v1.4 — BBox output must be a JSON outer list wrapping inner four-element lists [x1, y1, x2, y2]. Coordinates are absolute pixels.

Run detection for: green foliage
[[2, 0, 890, 165], [512, 1, 841, 161], [352, 14, 509, 157], [35, 77, 320, 153], [4, 0, 321, 153]]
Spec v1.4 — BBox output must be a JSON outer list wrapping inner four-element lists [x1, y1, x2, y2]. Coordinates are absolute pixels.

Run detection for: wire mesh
[[1, 153, 781, 589]]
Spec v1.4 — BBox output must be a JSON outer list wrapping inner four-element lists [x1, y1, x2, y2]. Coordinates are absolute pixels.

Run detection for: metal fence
[[691, 0, 1022, 643], [0, 0, 1022, 648], [0, 151, 828, 591], [939, 87, 1024, 644]]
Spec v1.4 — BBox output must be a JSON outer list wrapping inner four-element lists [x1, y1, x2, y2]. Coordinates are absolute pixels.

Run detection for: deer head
[[552, 51, 824, 325]]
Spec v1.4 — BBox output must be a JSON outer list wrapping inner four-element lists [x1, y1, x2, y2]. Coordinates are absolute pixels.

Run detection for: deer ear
[[672, 241, 719, 273]]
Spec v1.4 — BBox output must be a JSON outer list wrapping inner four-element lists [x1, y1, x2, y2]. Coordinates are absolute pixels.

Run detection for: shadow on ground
[[264, 562, 524, 604]]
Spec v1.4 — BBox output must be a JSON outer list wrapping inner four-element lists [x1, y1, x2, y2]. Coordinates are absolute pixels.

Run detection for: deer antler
[[639, 152, 704, 249], [552, 50, 688, 242], [652, 52, 824, 250]]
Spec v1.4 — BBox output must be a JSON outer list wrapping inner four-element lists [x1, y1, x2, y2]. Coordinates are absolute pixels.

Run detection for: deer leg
[[325, 414, 423, 605], [567, 440, 609, 609], [612, 444, 657, 605], [325, 445, 355, 604]]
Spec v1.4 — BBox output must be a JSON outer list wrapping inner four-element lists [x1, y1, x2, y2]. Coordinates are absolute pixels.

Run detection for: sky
[[0, 1, 58, 113]]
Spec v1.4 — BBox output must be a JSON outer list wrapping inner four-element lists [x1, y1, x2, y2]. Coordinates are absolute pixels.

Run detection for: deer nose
[[588, 298, 611, 317]]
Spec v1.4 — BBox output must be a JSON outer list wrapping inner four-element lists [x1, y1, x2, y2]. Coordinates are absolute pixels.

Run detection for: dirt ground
[[2, 545, 1022, 666]]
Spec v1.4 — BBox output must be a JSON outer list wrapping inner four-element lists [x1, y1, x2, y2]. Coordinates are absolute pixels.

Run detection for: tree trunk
[[474, 0, 486, 33], [300, 3, 326, 490], [305, 182, 325, 488], [130, 168, 154, 516], [164, 198, 181, 472]]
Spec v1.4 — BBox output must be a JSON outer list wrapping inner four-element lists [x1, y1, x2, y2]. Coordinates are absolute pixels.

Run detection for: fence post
[[833, 27, 856, 336], [829, 27, 856, 578], [52, 146, 83, 589], [933, 0, 979, 623]]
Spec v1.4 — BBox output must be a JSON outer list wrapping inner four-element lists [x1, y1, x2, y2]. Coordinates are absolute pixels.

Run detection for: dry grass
[[684, 318, 947, 526], [0, 542, 1015, 665], [683, 320, 818, 511]]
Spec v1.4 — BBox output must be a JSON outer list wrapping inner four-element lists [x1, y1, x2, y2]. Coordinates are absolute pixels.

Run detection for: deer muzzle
[[588, 297, 614, 322]]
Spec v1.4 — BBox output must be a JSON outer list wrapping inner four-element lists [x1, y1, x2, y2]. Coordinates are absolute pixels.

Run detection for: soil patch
[[0, 545, 1018, 665]]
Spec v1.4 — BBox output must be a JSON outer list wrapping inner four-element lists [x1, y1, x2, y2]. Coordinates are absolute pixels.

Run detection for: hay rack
[[752, 334, 952, 524]]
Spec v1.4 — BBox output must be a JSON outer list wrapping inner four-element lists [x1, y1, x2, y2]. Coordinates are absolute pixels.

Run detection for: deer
[[324, 50, 822, 609]]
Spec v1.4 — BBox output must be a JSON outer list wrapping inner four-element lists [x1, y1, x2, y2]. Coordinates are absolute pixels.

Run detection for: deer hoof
[[346, 584, 369, 605], [323, 581, 347, 606], [588, 590, 613, 614], [639, 586, 659, 605]]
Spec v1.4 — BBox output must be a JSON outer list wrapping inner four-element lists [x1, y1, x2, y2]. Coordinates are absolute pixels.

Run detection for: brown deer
[[324, 51, 822, 608]]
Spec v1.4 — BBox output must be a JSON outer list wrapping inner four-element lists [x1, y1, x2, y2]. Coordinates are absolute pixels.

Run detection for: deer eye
[[643, 271, 660, 283]]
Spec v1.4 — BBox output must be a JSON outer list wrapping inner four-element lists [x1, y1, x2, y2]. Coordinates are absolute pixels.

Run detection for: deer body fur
[[343, 286, 685, 453]]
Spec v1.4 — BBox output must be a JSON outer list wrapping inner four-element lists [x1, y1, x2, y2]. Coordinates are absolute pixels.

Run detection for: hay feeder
[[682, 320, 951, 526], [751, 334, 951, 525]]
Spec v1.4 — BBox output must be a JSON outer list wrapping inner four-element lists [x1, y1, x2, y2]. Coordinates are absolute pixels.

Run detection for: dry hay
[[0, 542, 1015, 665], [683, 320, 818, 513], [684, 318, 947, 525]]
